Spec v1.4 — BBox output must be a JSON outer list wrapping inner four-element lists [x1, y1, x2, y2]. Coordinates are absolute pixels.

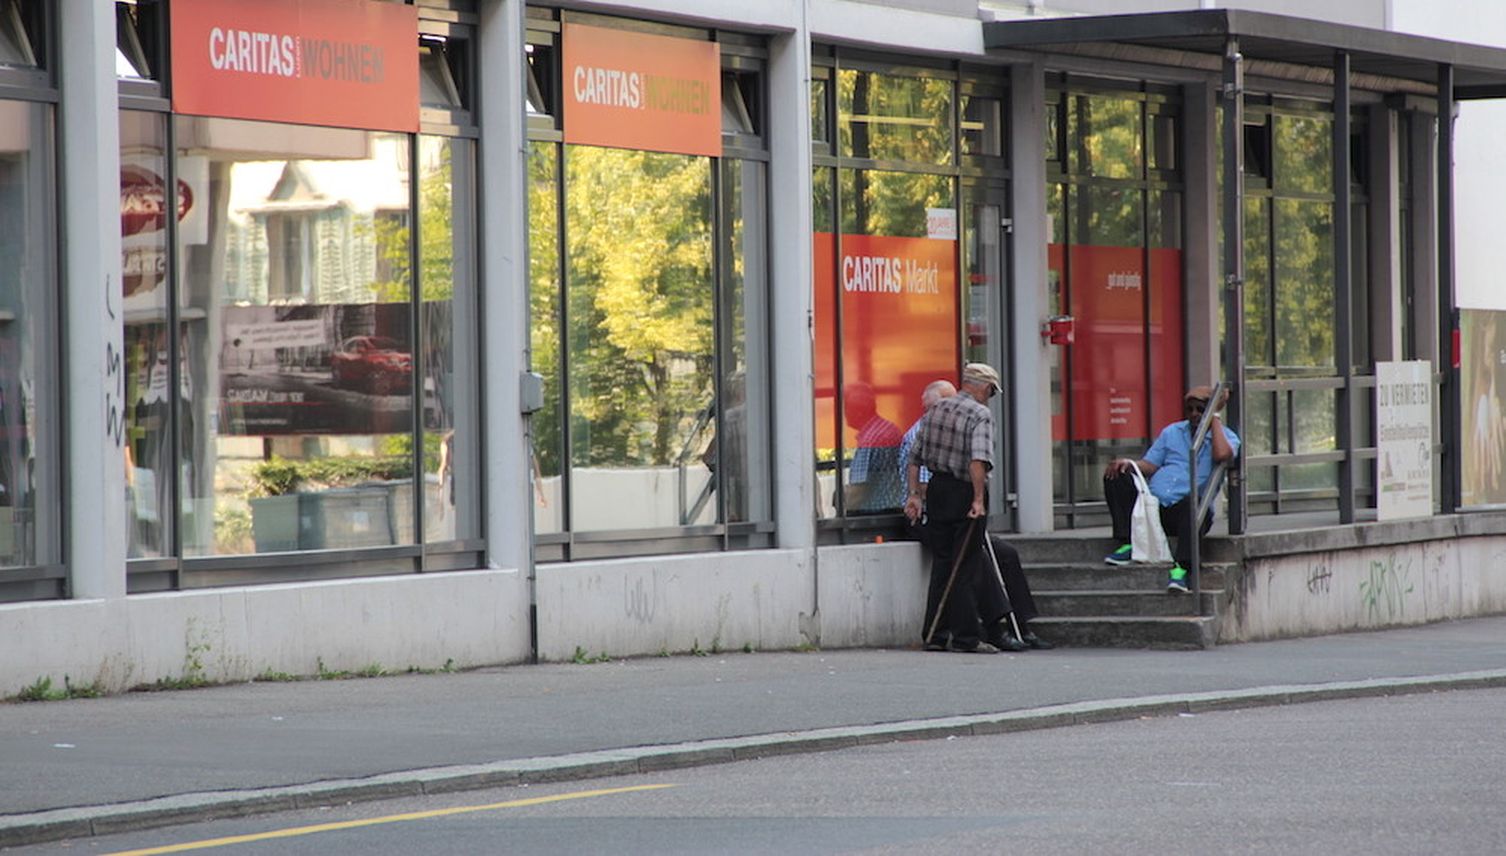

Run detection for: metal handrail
[[1187, 380, 1230, 601]]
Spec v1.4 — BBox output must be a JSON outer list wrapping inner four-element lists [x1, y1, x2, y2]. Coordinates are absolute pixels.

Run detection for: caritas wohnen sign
[[171, 0, 418, 133]]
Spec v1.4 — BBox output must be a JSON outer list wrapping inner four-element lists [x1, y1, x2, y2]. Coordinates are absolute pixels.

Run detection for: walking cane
[[982, 532, 1025, 644], [923, 517, 977, 646]]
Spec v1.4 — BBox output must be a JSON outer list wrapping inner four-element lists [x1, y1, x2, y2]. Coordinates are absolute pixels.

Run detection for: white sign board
[[1376, 360, 1435, 521]]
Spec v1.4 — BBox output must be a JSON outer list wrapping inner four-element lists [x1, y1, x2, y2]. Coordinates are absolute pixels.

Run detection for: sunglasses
[[1185, 399, 1208, 414]]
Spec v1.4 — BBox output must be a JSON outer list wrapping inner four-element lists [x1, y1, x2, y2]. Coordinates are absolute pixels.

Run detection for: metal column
[[1437, 63, 1459, 514], [1222, 38, 1247, 535], [1334, 51, 1356, 523]]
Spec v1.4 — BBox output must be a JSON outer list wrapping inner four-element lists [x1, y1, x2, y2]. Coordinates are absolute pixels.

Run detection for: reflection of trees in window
[[1077, 185, 1142, 248], [528, 143, 561, 478], [1244, 197, 1272, 369], [565, 146, 713, 467], [837, 70, 952, 165], [840, 168, 951, 237], [1274, 198, 1334, 369], [1069, 95, 1141, 179], [1274, 115, 1332, 195]]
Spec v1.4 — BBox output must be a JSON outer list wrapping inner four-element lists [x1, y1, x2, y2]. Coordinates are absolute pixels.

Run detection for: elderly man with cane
[[903, 362, 1009, 653]]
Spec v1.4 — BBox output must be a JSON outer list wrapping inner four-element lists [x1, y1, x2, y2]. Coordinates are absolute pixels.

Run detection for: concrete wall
[[1220, 535, 1506, 642], [0, 570, 532, 696], [533, 544, 927, 661]]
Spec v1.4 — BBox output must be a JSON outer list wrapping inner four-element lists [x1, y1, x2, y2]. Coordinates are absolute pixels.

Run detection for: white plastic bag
[[1128, 466, 1173, 563]]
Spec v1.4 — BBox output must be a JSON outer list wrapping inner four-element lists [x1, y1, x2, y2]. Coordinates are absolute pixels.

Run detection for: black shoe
[[989, 635, 1029, 652], [948, 639, 1001, 654], [1021, 633, 1055, 650], [923, 639, 947, 652]]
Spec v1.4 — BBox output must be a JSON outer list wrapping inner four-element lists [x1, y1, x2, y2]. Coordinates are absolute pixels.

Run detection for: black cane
[[923, 517, 977, 646]]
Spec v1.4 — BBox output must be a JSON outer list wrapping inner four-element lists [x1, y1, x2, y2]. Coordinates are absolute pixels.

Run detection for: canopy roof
[[983, 9, 1506, 99]]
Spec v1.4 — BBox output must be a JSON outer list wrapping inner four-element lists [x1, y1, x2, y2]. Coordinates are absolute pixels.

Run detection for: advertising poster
[[1375, 360, 1435, 520], [218, 303, 414, 436], [1461, 309, 1506, 506], [1048, 244, 1183, 442], [812, 232, 958, 451], [120, 153, 207, 306]]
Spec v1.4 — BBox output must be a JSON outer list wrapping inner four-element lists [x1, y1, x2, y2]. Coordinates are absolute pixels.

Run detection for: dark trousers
[[1104, 471, 1213, 569], [921, 472, 987, 647], [984, 536, 1038, 625]]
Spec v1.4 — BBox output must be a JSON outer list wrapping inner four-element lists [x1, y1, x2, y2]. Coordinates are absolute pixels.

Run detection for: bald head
[[921, 380, 956, 410]]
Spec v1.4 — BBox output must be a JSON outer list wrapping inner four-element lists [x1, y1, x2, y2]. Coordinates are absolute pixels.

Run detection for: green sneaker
[[1167, 564, 1190, 594], [1104, 544, 1134, 566]]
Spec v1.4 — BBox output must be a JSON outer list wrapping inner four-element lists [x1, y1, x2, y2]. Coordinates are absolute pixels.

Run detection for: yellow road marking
[[104, 783, 678, 855]]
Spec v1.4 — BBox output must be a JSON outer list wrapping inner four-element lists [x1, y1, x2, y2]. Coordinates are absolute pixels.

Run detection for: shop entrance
[[1045, 85, 1185, 526]]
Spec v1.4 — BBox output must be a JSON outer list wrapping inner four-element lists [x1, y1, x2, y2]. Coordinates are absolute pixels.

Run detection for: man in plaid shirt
[[903, 362, 1003, 653]]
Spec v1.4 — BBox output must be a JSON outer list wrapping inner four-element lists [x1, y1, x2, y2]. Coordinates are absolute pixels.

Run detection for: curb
[[4, 668, 1504, 848]]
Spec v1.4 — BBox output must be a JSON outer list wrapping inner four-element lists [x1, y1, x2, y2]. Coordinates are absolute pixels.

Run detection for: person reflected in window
[[842, 381, 903, 514], [1102, 385, 1241, 593]]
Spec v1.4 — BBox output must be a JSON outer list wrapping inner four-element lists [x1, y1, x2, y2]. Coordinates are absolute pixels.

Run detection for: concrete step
[[1029, 615, 1217, 650], [1034, 589, 1218, 618], [1009, 534, 1242, 566], [1022, 562, 1229, 591]]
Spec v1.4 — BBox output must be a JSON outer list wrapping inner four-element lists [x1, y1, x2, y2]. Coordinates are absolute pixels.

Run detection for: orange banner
[[814, 233, 959, 450], [171, 0, 418, 133], [562, 23, 721, 158]]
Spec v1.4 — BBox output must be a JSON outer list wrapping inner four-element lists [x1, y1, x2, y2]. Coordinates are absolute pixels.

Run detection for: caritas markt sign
[[171, 0, 418, 133]]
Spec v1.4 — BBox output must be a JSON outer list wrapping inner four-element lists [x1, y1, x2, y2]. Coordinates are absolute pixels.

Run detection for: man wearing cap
[[1101, 385, 1241, 593], [904, 362, 1005, 653]]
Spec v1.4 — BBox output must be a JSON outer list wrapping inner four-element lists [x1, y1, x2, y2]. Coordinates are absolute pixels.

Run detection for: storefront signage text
[[171, 0, 418, 133], [562, 23, 721, 158]]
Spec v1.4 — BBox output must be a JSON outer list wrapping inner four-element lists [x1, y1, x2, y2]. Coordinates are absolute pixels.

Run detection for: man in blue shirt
[[1101, 386, 1240, 593]]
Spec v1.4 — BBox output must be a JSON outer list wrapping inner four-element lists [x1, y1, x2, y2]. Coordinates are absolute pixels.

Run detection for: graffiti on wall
[[1306, 559, 1333, 596], [1359, 553, 1415, 622]]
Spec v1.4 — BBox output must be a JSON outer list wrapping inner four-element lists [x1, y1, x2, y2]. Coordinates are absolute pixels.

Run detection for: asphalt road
[[24, 686, 1505, 856]]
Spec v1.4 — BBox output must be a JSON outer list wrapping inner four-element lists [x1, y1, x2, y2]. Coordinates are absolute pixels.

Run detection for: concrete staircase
[[1011, 535, 1236, 649]]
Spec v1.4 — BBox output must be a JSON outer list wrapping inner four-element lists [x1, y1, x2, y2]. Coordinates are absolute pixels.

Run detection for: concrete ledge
[[1225, 511, 1506, 560], [7, 668, 1504, 849], [0, 570, 533, 696]]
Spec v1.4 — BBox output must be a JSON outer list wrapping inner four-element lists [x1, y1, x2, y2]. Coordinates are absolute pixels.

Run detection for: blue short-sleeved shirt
[[1144, 421, 1242, 506]]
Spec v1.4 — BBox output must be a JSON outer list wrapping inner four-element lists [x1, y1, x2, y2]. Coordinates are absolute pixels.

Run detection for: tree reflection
[[565, 146, 713, 467]]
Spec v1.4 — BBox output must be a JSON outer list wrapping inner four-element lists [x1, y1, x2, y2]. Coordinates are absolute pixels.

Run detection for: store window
[[527, 15, 771, 558], [812, 57, 1009, 532], [0, 0, 57, 601], [1242, 103, 1342, 505], [0, 98, 56, 585], [1046, 84, 1183, 521], [116, 0, 480, 587]]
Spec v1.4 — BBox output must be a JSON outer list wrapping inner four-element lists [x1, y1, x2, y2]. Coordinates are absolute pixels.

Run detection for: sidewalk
[[4, 616, 1506, 846]]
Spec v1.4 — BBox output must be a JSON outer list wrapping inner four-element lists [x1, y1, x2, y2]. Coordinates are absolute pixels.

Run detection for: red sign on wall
[[1049, 244, 1183, 442], [171, 0, 418, 133], [814, 233, 959, 449], [562, 23, 722, 158]]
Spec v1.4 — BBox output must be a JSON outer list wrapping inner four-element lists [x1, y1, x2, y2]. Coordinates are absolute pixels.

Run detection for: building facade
[[2, 0, 1504, 693]]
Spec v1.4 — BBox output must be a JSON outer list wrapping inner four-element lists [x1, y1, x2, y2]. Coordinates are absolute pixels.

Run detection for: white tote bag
[[1128, 466, 1173, 563]]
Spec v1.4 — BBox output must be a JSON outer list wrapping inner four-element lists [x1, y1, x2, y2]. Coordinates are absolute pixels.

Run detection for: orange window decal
[[814, 233, 959, 449], [171, 0, 418, 133], [562, 23, 722, 158]]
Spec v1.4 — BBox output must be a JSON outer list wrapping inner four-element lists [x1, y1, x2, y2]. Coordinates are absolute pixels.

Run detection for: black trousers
[[921, 472, 989, 647], [984, 536, 1038, 625], [1104, 471, 1213, 569]]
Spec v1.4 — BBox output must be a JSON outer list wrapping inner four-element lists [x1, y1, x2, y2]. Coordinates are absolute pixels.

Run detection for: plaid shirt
[[909, 394, 993, 482], [847, 415, 905, 511]]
